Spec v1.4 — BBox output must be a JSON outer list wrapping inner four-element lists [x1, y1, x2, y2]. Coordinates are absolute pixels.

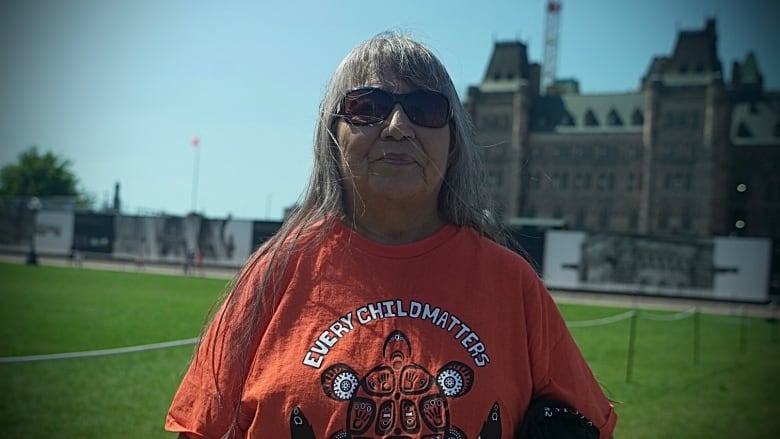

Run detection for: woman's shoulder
[[456, 227, 539, 282], [460, 226, 533, 259], [263, 215, 342, 254]]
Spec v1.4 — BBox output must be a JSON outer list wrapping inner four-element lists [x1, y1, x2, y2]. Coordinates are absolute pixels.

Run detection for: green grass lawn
[[0, 262, 778, 438], [0, 263, 228, 438], [559, 304, 780, 438]]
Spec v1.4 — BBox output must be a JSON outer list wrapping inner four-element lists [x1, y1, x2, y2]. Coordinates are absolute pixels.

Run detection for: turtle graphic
[[321, 330, 474, 439], [289, 330, 501, 439]]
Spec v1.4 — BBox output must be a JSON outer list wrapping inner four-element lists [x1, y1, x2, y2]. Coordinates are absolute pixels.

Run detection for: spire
[[482, 41, 530, 84]]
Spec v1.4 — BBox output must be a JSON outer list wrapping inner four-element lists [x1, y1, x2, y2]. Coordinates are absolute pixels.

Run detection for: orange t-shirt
[[166, 220, 617, 439]]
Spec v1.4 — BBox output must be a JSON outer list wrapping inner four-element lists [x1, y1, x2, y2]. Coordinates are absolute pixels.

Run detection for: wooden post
[[693, 309, 700, 366], [739, 307, 747, 354], [625, 310, 639, 383]]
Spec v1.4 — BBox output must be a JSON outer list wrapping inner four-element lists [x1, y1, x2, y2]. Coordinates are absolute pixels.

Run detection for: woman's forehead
[[359, 75, 415, 92], [350, 70, 438, 93]]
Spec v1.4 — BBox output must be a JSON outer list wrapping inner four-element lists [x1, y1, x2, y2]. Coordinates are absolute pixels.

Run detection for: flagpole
[[191, 136, 200, 213]]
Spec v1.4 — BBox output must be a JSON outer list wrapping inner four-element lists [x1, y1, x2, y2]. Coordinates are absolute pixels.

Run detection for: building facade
[[465, 19, 779, 242]]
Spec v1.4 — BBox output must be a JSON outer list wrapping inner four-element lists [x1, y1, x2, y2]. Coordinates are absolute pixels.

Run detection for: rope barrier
[[1, 307, 769, 364], [639, 308, 697, 321], [566, 310, 637, 328], [0, 337, 199, 364]]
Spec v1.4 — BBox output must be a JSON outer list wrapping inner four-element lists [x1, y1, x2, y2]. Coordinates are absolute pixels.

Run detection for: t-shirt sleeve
[[523, 269, 618, 439], [165, 265, 274, 438]]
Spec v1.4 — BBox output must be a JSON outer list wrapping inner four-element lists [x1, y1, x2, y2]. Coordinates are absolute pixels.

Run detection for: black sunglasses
[[337, 87, 450, 128]]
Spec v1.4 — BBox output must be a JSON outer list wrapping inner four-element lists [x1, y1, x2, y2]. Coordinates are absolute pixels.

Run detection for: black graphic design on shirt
[[289, 330, 502, 439], [478, 402, 502, 438], [289, 406, 316, 439]]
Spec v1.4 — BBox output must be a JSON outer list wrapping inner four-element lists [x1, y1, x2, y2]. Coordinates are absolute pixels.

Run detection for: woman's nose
[[382, 103, 415, 140]]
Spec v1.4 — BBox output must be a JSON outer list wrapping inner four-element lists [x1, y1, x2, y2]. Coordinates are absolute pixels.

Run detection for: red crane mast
[[542, 0, 562, 94]]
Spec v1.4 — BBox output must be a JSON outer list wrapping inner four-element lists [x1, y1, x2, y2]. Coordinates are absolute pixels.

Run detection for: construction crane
[[542, 0, 562, 94]]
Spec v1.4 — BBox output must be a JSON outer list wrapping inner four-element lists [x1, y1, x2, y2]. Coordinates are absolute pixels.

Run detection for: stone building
[[726, 52, 780, 240], [464, 19, 779, 242]]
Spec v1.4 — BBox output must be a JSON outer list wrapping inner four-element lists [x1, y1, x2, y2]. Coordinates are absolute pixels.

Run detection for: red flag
[[191, 136, 200, 147]]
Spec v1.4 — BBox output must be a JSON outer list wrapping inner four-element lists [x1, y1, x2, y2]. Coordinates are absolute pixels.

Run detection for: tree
[[0, 146, 93, 209]]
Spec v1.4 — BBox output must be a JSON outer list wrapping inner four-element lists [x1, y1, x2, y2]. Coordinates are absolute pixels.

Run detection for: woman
[[166, 32, 617, 439]]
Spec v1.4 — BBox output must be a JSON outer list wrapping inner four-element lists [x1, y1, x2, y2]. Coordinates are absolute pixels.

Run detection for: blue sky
[[1, 0, 777, 220]]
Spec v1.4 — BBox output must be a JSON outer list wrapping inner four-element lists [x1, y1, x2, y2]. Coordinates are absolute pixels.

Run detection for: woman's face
[[334, 79, 451, 214]]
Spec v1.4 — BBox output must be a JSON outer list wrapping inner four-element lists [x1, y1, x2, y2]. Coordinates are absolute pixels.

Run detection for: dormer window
[[737, 121, 752, 138], [584, 109, 599, 126], [631, 108, 644, 125], [607, 108, 623, 126], [560, 111, 575, 126]]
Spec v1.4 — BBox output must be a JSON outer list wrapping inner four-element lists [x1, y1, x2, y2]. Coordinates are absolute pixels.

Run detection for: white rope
[[639, 308, 697, 321], [1, 305, 759, 364], [566, 310, 637, 328], [0, 337, 199, 364]]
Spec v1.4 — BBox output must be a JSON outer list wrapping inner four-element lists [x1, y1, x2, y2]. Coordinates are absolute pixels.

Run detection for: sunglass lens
[[342, 88, 449, 127], [343, 89, 392, 125], [404, 91, 449, 128]]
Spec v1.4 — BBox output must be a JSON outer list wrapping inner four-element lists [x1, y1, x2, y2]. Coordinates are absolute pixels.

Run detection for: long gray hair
[[304, 31, 499, 235], [207, 31, 502, 438]]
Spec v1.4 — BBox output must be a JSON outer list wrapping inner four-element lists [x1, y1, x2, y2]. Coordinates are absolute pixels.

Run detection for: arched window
[[681, 209, 692, 231], [575, 208, 586, 229], [629, 209, 639, 230], [599, 208, 610, 229], [658, 208, 669, 230]]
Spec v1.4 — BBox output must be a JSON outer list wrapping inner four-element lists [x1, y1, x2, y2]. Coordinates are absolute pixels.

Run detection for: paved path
[[2, 253, 777, 319], [0, 253, 238, 280]]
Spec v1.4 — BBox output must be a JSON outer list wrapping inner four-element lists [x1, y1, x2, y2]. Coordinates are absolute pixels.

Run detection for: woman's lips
[[374, 152, 416, 165]]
